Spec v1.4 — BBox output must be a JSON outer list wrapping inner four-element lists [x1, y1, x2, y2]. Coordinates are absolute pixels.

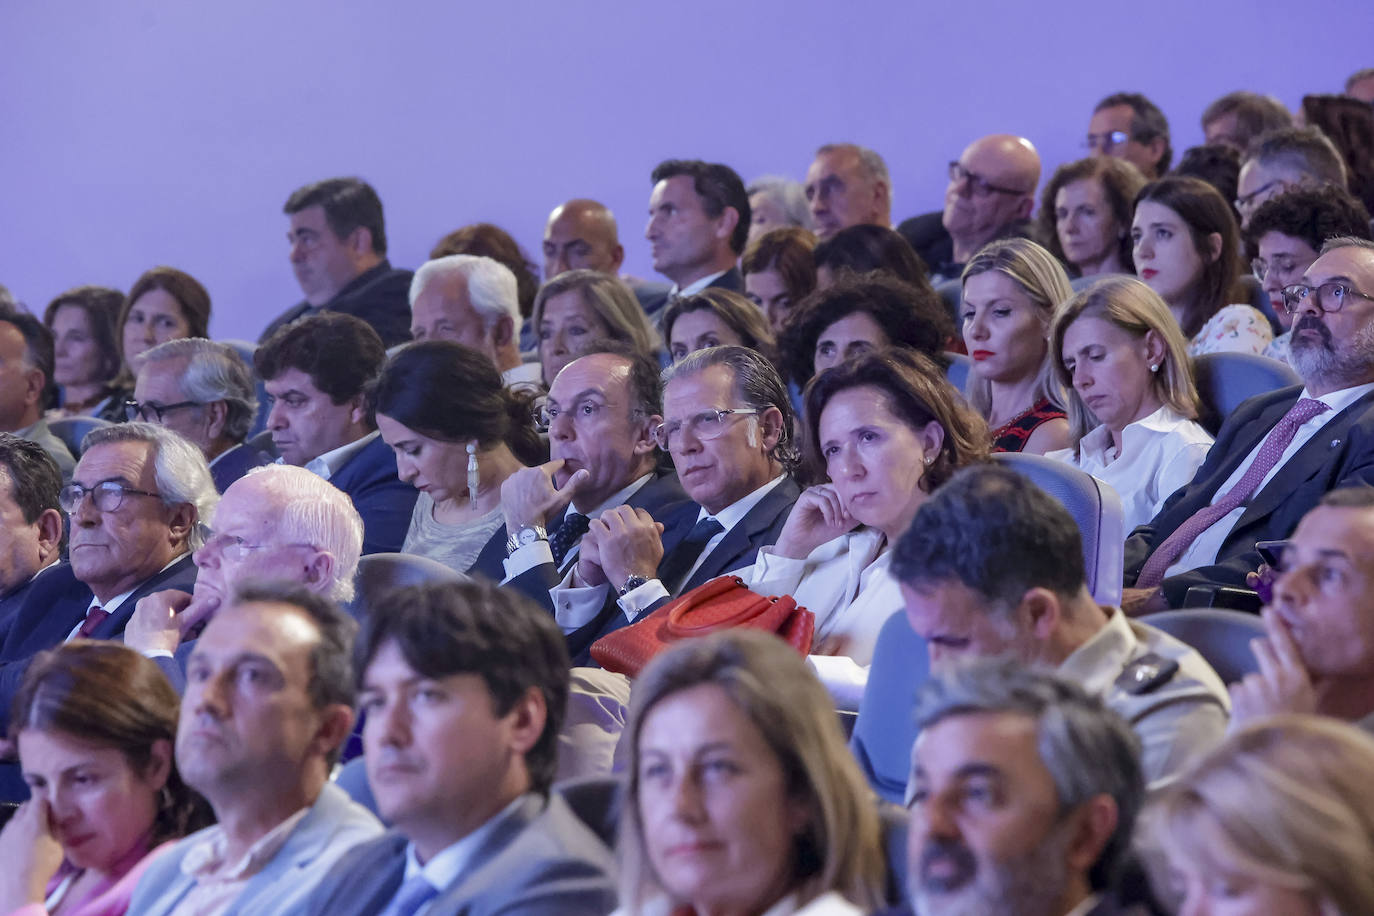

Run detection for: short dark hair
[[892, 464, 1085, 606], [1174, 143, 1243, 222], [0, 432, 62, 524], [1096, 92, 1173, 173], [355, 580, 570, 795], [1135, 175, 1241, 338], [255, 311, 386, 407], [779, 272, 953, 388], [662, 345, 799, 471], [1245, 185, 1373, 257], [1244, 127, 1349, 188], [580, 339, 665, 418], [1320, 486, 1374, 511], [429, 223, 540, 320], [284, 177, 388, 256], [742, 227, 818, 312], [1201, 91, 1293, 150], [813, 224, 928, 288], [232, 580, 359, 714], [651, 160, 752, 255], [0, 303, 56, 407], [1037, 157, 1148, 275], [42, 285, 124, 381]]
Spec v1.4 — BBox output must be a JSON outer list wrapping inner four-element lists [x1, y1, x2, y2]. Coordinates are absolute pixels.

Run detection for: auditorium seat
[[1140, 608, 1265, 683], [247, 428, 277, 460], [47, 415, 112, 457], [944, 351, 971, 392], [343, 552, 467, 621], [935, 277, 961, 325], [1193, 351, 1300, 435], [992, 452, 1125, 606], [334, 756, 382, 820], [850, 610, 927, 805]]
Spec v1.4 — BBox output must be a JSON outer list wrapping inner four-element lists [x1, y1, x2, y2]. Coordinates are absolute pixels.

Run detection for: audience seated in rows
[[0, 642, 212, 916], [531, 269, 658, 387], [255, 311, 417, 555], [428, 222, 541, 348], [261, 177, 413, 348], [1244, 184, 1372, 364], [1087, 92, 1172, 180], [642, 160, 750, 315], [0, 305, 74, 478], [662, 288, 777, 367], [815, 225, 928, 292], [897, 464, 1229, 784], [742, 227, 818, 333], [804, 143, 892, 242], [1201, 90, 1293, 152], [41, 285, 125, 419], [959, 238, 1073, 455], [1236, 126, 1351, 229], [1150, 715, 1374, 915], [900, 661, 1147, 916], [618, 630, 887, 916], [0, 436, 63, 646], [129, 582, 382, 914], [746, 174, 812, 242], [1047, 277, 1214, 532], [373, 340, 545, 578], [1037, 157, 1147, 279], [1132, 175, 1272, 356], [543, 198, 671, 316], [1298, 93, 1374, 213], [1123, 236, 1374, 611], [130, 338, 271, 493]]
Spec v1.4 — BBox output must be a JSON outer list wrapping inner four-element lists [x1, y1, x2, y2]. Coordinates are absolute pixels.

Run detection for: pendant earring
[[467, 441, 480, 507]]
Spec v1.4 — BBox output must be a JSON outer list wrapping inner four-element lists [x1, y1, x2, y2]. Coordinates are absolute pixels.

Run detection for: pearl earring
[[1150, 364, 1160, 373], [467, 441, 479, 507]]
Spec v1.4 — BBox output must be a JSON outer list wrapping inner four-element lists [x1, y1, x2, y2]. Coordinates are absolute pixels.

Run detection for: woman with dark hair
[[1300, 93, 1374, 213], [1132, 176, 1271, 355], [1038, 157, 1147, 278], [42, 286, 125, 419], [662, 288, 778, 367], [743, 348, 988, 707], [742, 227, 817, 333], [373, 340, 546, 575], [0, 642, 209, 916], [118, 267, 211, 370], [812, 223, 928, 290]]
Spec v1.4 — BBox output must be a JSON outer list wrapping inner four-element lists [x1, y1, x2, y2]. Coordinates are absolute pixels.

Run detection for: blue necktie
[[379, 875, 439, 916], [658, 517, 726, 596]]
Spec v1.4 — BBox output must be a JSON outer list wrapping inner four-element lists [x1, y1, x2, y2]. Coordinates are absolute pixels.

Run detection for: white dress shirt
[[302, 430, 378, 481], [392, 795, 528, 912], [668, 268, 729, 300]]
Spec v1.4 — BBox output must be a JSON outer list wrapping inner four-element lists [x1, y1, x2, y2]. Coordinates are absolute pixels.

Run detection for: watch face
[[518, 526, 543, 545]]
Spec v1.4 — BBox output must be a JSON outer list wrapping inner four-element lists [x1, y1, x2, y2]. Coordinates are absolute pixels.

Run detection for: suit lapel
[[681, 479, 799, 592], [94, 554, 195, 641]]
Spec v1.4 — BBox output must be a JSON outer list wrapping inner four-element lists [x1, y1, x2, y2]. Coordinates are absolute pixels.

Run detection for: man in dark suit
[[259, 177, 413, 348], [0, 306, 74, 479], [486, 345, 689, 613], [303, 579, 617, 916], [1123, 237, 1374, 613], [554, 346, 800, 664], [0, 423, 211, 725], [0, 435, 63, 645], [542, 198, 672, 314], [129, 338, 271, 493], [640, 159, 751, 319], [256, 312, 417, 554]]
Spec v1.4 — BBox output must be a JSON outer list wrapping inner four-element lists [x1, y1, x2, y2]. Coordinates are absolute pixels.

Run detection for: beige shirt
[[171, 808, 310, 916]]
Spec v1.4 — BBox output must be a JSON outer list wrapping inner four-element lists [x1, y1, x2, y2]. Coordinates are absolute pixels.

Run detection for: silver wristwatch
[[506, 524, 547, 556], [619, 574, 651, 596]]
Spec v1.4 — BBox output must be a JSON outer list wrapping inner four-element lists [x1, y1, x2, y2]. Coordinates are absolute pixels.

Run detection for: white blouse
[[1048, 405, 1213, 532]]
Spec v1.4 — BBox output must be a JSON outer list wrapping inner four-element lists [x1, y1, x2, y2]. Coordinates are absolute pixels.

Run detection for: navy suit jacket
[[1125, 385, 1374, 607], [638, 266, 744, 320], [258, 260, 414, 348], [0, 565, 59, 649], [209, 442, 273, 493], [563, 476, 801, 666], [0, 554, 198, 723], [328, 435, 419, 556]]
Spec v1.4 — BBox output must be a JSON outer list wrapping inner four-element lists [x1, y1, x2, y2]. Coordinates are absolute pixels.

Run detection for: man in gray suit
[[304, 579, 617, 916], [129, 581, 382, 914]]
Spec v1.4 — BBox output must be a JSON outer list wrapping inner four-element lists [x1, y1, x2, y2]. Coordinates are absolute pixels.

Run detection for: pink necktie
[[77, 606, 110, 638], [1135, 397, 1329, 589]]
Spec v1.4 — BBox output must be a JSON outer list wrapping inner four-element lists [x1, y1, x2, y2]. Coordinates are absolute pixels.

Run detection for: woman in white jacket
[[747, 348, 989, 709]]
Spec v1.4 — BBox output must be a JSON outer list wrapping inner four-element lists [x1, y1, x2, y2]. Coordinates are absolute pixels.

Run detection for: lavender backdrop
[[3, 0, 1365, 340]]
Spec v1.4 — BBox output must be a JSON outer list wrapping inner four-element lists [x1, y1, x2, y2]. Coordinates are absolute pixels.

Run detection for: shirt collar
[[401, 794, 530, 888], [567, 473, 653, 520], [181, 806, 311, 882], [698, 475, 786, 532], [87, 553, 187, 614], [304, 430, 378, 481], [1299, 381, 1374, 413], [669, 269, 729, 299]]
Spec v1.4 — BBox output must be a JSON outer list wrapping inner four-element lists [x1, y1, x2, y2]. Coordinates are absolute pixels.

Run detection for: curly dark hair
[[1245, 185, 1373, 257]]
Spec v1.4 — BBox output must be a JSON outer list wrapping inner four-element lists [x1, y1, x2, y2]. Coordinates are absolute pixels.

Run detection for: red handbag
[[590, 574, 815, 677]]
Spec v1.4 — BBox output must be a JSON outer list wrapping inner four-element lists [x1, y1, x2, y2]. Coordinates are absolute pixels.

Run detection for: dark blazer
[[0, 555, 198, 722], [209, 442, 273, 493], [0, 564, 59, 649], [258, 260, 414, 348], [563, 476, 801, 665], [328, 434, 419, 556], [638, 266, 744, 319], [302, 793, 617, 916], [1125, 385, 1374, 607], [494, 471, 691, 615]]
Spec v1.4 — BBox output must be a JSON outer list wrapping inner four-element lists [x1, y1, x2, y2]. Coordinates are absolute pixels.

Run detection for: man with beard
[[899, 662, 1147, 916], [1124, 237, 1374, 612]]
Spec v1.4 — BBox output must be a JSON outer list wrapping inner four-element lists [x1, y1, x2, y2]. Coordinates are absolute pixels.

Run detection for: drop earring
[[467, 441, 479, 507]]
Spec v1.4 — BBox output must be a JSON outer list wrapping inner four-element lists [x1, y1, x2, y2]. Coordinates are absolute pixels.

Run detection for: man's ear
[[22, 368, 45, 409], [1014, 194, 1035, 221], [301, 550, 338, 595], [1017, 587, 1063, 640], [505, 685, 548, 758], [1064, 795, 1119, 876], [491, 314, 515, 350], [347, 226, 374, 258], [167, 501, 198, 547], [1146, 139, 1168, 175], [36, 508, 63, 563], [634, 413, 663, 455], [757, 406, 785, 453], [713, 207, 741, 246], [204, 400, 229, 441], [312, 703, 357, 761], [609, 243, 626, 274], [347, 393, 369, 428]]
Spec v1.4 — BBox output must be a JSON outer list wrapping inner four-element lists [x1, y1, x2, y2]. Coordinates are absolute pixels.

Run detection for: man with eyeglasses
[[1123, 237, 1374, 614], [931, 135, 1041, 284], [490, 344, 689, 615], [1245, 185, 1373, 364], [1086, 92, 1172, 179], [124, 463, 363, 692], [548, 346, 801, 666], [1235, 126, 1350, 229], [130, 338, 272, 493]]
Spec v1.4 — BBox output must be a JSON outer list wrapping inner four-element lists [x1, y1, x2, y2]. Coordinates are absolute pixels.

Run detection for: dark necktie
[[1136, 397, 1329, 588], [549, 512, 591, 568], [77, 606, 109, 639], [657, 517, 726, 596]]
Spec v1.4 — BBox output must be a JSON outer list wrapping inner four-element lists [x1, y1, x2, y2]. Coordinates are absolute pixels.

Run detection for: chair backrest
[[333, 756, 383, 821], [47, 416, 113, 457], [991, 452, 1125, 606], [247, 428, 278, 461], [934, 277, 962, 326], [944, 351, 970, 393], [1139, 608, 1266, 683], [1192, 351, 1300, 435], [343, 552, 467, 621], [555, 775, 621, 848], [1238, 273, 1283, 336], [850, 610, 928, 804], [221, 337, 271, 438]]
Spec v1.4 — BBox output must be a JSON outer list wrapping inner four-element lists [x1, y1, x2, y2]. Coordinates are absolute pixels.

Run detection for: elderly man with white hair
[[409, 253, 542, 391], [125, 462, 365, 691]]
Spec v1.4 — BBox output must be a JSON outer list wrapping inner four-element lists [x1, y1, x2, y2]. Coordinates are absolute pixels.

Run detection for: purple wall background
[[3, 1, 1366, 340]]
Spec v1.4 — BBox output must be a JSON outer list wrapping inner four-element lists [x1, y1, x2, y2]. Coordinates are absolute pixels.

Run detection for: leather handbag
[[590, 574, 814, 677]]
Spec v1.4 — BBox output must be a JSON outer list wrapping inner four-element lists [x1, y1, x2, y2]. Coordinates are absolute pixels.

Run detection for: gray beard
[[910, 822, 1076, 916], [1288, 315, 1374, 390]]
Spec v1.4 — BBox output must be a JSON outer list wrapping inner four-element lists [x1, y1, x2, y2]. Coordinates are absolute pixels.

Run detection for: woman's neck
[[987, 374, 1044, 428], [1077, 248, 1124, 277], [59, 382, 110, 412], [434, 444, 524, 523], [1108, 393, 1165, 455], [882, 488, 930, 545]]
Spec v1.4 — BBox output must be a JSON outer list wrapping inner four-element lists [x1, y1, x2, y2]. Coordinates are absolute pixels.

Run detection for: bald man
[[941, 134, 1041, 272], [541, 199, 669, 311]]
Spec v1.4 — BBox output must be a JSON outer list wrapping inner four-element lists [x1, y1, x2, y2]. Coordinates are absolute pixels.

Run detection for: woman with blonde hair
[[1048, 276, 1213, 531], [531, 269, 659, 385], [615, 630, 888, 916], [960, 238, 1074, 454], [1152, 715, 1374, 915]]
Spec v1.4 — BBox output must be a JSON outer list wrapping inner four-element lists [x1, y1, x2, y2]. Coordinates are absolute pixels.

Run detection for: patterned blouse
[[991, 398, 1066, 453], [1189, 304, 1274, 356]]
